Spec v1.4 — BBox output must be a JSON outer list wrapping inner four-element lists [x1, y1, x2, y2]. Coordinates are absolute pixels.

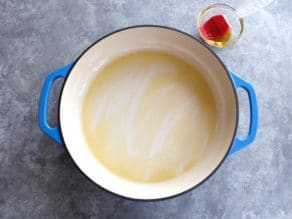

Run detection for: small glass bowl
[[197, 3, 244, 48]]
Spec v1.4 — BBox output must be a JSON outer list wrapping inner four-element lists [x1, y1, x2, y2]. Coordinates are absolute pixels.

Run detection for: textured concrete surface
[[0, 0, 291, 218]]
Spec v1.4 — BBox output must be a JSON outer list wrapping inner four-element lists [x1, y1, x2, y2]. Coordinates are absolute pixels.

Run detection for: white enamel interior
[[60, 26, 237, 200]]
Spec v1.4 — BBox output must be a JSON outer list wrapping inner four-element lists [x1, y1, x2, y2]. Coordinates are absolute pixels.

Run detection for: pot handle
[[229, 72, 258, 155], [38, 63, 73, 145]]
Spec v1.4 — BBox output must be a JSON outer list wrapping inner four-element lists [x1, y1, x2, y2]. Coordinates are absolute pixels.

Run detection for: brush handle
[[236, 0, 274, 18]]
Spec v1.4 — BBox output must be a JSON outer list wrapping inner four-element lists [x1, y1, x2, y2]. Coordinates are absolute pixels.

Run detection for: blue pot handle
[[38, 63, 73, 145], [228, 72, 258, 155]]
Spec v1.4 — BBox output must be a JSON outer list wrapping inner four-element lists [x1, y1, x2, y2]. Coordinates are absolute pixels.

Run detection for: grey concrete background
[[0, 0, 291, 218]]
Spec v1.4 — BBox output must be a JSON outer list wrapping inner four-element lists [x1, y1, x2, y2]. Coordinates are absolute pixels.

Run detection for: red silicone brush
[[198, 1, 274, 47], [199, 14, 231, 41]]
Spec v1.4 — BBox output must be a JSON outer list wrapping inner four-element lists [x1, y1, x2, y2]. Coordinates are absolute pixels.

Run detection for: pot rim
[[58, 25, 239, 201]]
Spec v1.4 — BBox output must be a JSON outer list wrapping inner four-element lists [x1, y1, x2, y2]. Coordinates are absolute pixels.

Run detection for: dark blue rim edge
[[57, 25, 239, 202]]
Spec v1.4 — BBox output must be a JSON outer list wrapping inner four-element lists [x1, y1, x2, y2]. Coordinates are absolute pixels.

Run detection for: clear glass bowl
[[197, 3, 244, 48]]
